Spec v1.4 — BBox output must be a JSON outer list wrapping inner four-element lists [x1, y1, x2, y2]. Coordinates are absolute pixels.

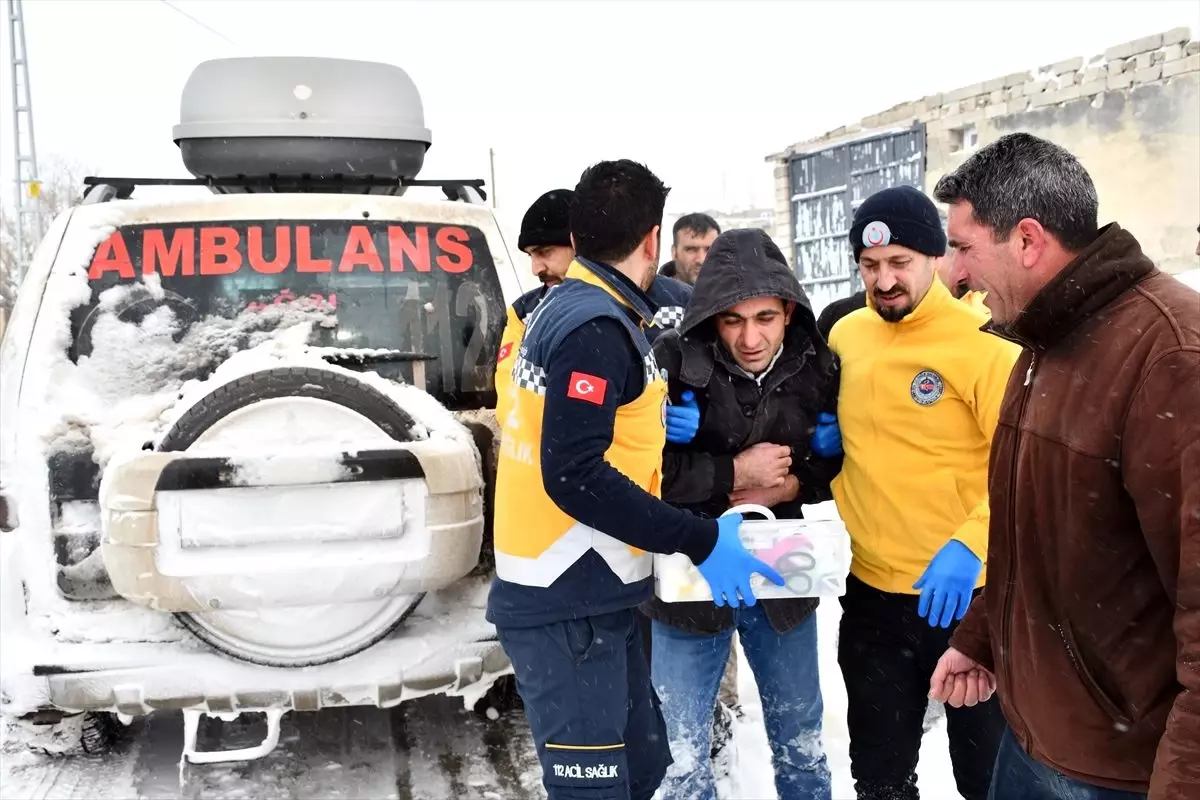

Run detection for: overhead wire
[[155, 0, 246, 52]]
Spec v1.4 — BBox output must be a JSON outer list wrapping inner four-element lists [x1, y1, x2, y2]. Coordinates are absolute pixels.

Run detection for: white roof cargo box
[[172, 57, 433, 194]]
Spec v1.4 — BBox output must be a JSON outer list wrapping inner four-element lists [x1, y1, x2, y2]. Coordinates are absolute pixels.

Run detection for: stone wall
[[768, 28, 1200, 275]]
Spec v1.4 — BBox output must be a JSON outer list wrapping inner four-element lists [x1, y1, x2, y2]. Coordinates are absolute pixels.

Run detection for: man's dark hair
[[570, 160, 670, 264], [672, 213, 720, 244], [933, 132, 1099, 251]]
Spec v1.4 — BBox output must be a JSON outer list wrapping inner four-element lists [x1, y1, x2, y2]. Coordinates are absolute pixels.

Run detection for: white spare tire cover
[[158, 366, 427, 667]]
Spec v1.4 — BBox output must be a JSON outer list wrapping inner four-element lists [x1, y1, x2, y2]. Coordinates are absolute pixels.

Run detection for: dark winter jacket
[[641, 229, 843, 635], [646, 274, 692, 342], [816, 289, 867, 342], [658, 260, 678, 279], [949, 225, 1200, 798]]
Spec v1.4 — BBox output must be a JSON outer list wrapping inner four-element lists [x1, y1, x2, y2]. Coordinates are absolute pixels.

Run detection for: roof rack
[[79, 176, 488, 205]]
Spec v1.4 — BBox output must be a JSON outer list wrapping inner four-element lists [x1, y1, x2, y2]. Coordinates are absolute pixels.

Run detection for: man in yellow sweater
[[826, 186, 1019, 800]]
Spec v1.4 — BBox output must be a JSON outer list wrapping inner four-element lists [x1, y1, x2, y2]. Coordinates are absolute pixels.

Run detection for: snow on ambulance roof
[[65, 190, 501, 227]]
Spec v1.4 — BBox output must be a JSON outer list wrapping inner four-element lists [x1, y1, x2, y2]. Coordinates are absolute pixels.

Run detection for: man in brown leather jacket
[[929, 132, 1200, 800]]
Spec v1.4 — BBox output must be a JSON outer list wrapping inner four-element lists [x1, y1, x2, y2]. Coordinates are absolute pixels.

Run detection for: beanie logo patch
[[862, 221, 892, 249], [910, 369, 945, 406]]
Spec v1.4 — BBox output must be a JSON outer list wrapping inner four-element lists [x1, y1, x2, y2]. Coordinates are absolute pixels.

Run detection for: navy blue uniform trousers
[[496, 608, 672, 800]]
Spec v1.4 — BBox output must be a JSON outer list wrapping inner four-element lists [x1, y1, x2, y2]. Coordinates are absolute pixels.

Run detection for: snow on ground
[[2, 495, 968, 799], [717, 500, 966, 800], [0, 596, 968, 800], [719, 599, 963, 800], [0, 700, 543, 800]]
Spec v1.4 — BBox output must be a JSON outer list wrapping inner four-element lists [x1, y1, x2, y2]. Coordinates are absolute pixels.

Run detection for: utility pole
[[488, 147, 497, 209], [7, 0, 42, 286]]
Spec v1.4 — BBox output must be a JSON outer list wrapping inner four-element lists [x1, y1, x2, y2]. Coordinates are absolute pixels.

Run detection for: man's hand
[[913, 539, 983, 628], [810, 412, 843, 458], [733, 443, 792, 490], [665, 390, 701, 444], [696, 513, 786, 607], [730, 475, 800, 509], [930, 647, 996, 708]]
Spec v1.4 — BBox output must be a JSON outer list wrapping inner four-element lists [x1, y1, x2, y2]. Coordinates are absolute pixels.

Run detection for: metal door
[[788, 125, 926, 316]]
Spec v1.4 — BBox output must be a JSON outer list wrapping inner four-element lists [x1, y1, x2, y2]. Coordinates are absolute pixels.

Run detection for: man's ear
[[784, 300, 796, 324], [644, 224, 661, 264], [1015, 218, 1049, 269], [569, 233, 577, 251]]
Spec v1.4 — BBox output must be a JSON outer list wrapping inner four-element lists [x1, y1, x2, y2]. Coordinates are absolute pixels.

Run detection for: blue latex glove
[[665, 390, 701, 444], [696, 513, 786, 608], [913, 540, 983, 628], [810, 412, 843, 457]]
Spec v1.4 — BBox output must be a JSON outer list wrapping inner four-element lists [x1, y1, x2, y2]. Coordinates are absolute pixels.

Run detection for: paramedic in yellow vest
[[825, 186, 1019, 800], [494, 190, 576, 422], [495, 189, 693, 423], [486, 159, 783, 800]]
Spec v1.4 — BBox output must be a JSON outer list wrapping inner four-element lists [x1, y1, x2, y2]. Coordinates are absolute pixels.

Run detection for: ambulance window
[[70, 220, 506, 409]]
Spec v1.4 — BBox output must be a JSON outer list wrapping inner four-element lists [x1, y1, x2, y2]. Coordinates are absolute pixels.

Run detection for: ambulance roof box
[[172, 57, 432, 194]]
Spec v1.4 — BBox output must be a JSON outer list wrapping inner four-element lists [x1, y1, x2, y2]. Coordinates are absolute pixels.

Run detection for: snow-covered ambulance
[[0, 56, 529, 762]]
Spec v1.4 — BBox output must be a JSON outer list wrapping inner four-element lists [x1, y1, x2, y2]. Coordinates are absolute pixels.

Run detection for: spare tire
[[160, 367, 418, 449], [159, 366, 428, 668]]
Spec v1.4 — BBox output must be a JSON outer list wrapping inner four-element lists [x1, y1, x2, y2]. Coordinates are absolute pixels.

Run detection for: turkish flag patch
[[497, 342, 513, 362], [566, 372, 607, 405]]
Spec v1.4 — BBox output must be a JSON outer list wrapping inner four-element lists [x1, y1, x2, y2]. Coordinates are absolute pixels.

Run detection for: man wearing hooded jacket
[[643, 228, 842, 800]]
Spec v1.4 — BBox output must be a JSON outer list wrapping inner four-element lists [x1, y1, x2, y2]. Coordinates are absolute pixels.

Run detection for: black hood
[[679, 228, 819, 344]]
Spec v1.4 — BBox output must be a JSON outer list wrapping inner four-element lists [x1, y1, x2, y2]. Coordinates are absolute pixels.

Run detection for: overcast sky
[[2, 0, 1198, 220]]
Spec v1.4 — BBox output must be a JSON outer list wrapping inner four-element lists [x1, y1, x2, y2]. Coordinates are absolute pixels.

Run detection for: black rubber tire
[[472, 674, 522, 720], [459, 419, 496, 578], [159, 366, 428, 667], [79, 712, 126, 756], [23, 712, 127, 758], [159, 366, 418, 450]]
